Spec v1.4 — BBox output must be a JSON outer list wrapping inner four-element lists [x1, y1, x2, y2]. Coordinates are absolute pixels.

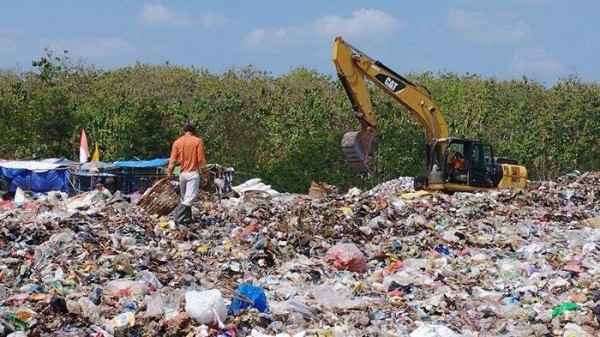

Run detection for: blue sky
[[1, 0, 598, 85]]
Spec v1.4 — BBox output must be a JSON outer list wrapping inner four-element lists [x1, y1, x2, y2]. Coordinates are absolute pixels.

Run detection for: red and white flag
[[79, 129, 90, 163]]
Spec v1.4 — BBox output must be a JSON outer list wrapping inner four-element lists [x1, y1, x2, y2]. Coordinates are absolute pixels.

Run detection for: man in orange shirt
[[167, 122, 208, 225]]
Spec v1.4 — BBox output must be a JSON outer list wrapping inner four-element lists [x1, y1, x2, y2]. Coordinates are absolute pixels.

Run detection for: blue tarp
[[0, 167, 71, 192], [114, 158, 169, 168]]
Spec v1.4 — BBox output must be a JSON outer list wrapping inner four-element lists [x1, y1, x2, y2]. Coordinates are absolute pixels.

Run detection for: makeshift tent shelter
[[114, 158, 169, 194], [0, 159, 77, 193], [70, 157, 234, 196], [70, 161, 119, 194], [70, 159, 168, 195]]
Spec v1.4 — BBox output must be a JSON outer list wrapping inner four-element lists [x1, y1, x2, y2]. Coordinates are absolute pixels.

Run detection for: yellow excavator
[[332, 36, 527, 192]]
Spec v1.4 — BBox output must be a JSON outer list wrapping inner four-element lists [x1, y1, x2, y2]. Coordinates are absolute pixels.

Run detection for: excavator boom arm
[[333, 36, 449, 142]]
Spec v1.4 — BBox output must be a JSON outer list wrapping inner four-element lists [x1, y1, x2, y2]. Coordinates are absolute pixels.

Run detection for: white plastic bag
[[105, 279, 148, 297], [409, 324, 463, 337], [184, 289, 227, 326]]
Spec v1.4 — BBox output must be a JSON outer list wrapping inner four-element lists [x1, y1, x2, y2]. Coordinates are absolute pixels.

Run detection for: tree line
[[0, 50, 598, 193]]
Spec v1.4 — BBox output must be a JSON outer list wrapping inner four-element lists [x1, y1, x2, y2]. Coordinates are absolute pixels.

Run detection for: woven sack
[[138, 178, 179, 216]]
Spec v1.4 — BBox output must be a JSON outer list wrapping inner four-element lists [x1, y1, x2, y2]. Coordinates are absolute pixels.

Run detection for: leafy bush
[[0, 53, 597, 192]]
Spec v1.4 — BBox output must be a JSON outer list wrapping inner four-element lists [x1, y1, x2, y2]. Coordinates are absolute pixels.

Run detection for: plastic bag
[[185, 289, 227, 326], [323, 243, 367, 272], [229, 284, 269, 315], [143, 294, 165, 319], [77, 297, 100, 320], [409, 324, 463, 337], [105, 279, 148, 297], [312, 285, 366, 310], [137, 270, 162, 290], [551, 302, 580, 318]]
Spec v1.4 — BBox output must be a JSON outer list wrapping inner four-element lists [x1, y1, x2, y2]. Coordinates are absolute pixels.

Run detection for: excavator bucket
[[341, 130, 379, 174]]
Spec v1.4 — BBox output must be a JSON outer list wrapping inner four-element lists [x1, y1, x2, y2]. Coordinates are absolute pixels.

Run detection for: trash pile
[[0, 171, 598, 336]]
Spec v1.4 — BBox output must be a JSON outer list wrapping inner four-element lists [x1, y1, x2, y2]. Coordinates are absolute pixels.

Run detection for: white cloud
[[138, 4, 191, 26], [200, 11, 227, 28], [309, 9, 401, 37], [38, 37, 133, 59], [241, 9, 401, 50], [242, 28, 288, 50], [509, 46, 563, 75], [447, 9, 532, 43]]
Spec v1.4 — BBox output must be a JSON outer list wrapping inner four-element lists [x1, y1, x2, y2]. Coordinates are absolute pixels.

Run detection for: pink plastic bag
[[323, 243, 367, 272], [0, 200, 15, 209]]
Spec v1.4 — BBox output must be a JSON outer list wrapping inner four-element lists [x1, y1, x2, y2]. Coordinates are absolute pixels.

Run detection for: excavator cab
[[424, 138, 502, 191]]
